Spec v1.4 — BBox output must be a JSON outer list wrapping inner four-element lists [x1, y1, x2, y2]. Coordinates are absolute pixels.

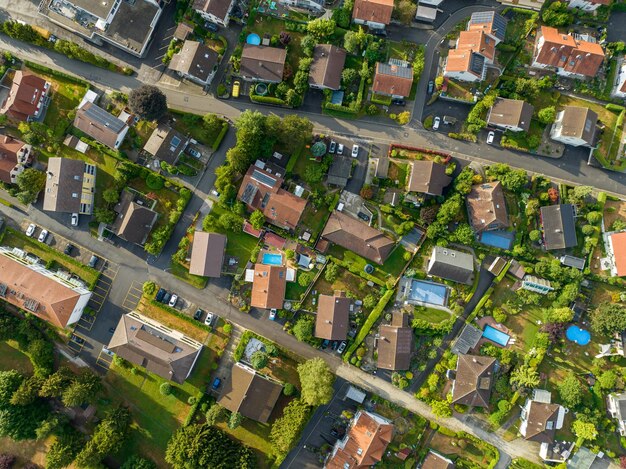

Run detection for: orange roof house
[[250, 264, 287, 309], [0, 71, 50, 122], [326, 411, 394, 468], [532, 26, 605, 78], [609, 231, 626, 277], [352, 0, 394, 27], [0, 134, 32, 184], [372, 59, 414, 98]]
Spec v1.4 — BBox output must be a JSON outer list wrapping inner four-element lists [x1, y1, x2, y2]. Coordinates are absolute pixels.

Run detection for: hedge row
[[324, 102, 358, 114], [149, 299, 213, 332], [249, 94, 287, 106], [212, 122, 229, 151], [465, 286, 495, 324], [24, 61, 90, 88], [344, 289, 395, 361], [183, 391, 206, 427]]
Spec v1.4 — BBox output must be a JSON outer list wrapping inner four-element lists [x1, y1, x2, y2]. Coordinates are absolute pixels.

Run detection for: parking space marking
[[96, 348, 114, 371], [76, 315, 96, 331], [121, 283, 143, 312]]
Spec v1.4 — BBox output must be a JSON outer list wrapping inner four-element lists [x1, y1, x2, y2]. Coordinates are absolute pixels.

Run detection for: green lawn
[[0, 341, 33, 374], [413, 307, 451, 324], [215, 419, 275, 468], [387, 161, 408, 187], [38, 70, 88, 141], [170, 260, 209, 289], [304, 266, 380, 312], [171, 111, 225, 147], [285, 271, 314, 301], [1, 228, 100, 288], [381, 246, 409, 277], [299, 203, 331, 239], [330, 246, 388, 283], [203, 205, 260, 263], [502, 9, 537, 47]]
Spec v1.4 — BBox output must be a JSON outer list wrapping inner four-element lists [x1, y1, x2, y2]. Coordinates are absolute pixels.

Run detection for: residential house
[[143, 124, 189, 166], [467, 10, 508, 44], [107, 311, 203, 384], [407, 161, 451, 196], [192, 0, 234, 26], [532, 26, 605, 78], [540, 204, 578, 250], [352, 0, 394, 29], [280, 0, 325, 12], [451, 324, 483, 355], [40, 0, 162, 57], [249, 264, 287, 310], [466, 182, 509, 233], [487, 98, 534, 132], [427, 246, 475, 285], [550, 106, 598, 147], [43, 157, 96, 215], [169, 40, 219, 86], [0, 71, 50, 122], [377, 312, 413, 371], [607, 393, 626, 436], [237, 165, 306, 231], [567, 446, 611, 469], [327, 156, 352, 187], [607, 231, 626, 277], [613, 61, 626, 98], [421, 450, 455, 469], [415, 1, 440, 23], [496, 0, 545, 9], [519, 390, 565, 443], [451, 354, 496, 408], [0, 246, 91, 328], [443, 48, 488, 82], [315, 291, 351, 340], [309, 45, 347, 91], [320, 211, 395, 264], [560, 255, 586, 270], [189, 232, 227, 278], [566, 0, 611, 11], [326, 411, 394, 468], [111, 190, 159, 246], [239, 45, 287, 83], [521, 275, 554, 294], [173, 23, 194, 42], [218, 362, 283, 423], [73, 101, 129, 150], [372, 59, 414, 98], [0, 135, 32, 184]]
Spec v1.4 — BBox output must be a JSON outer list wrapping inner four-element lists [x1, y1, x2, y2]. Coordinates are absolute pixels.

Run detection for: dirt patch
[[604, 200, 626, 230], [0, 436, 50, 466]]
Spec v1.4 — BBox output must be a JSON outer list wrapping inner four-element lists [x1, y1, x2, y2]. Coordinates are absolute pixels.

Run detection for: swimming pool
[[566, 325, 591, 346], [483, 325, 510, 347], [408, 280, 449, 306], [246, 33, 261, 45], [262, 253, 283, 266], [480, 231, 515, 250]]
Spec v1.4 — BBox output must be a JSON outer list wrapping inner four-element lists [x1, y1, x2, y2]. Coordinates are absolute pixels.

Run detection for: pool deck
[[476, 316, 513, 349]]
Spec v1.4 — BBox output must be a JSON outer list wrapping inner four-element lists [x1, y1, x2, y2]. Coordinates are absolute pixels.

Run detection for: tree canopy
[[128, 85, 168, 121], [297, 358, 334, 406], [558, 372, 584, 408], [591, 303, 626, 336]]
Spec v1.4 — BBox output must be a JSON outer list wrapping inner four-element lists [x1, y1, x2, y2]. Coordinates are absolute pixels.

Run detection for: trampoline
[[246, 33, 261, 45]]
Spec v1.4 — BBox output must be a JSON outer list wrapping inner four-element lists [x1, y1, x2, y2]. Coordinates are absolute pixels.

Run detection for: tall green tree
[[15, 169, 46, 205], [269, 398, 311, 457], [297, 358, 334, 406], [558, 372, 584, 408], [128, 85, 167, 121], [45, 429, 84, 469], [61, 370, 103, 407], [591, 303, 626, 336], [509, 364, 540, 389], [292, 316, 314, 343], [306, 18, 335, 41], [572, 419, 597, 441], [74, 406, 131, 467]]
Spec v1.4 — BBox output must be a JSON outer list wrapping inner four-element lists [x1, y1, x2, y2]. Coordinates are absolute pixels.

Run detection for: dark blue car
[[155, 288, 166, 302], [212, 377, 221, 390]]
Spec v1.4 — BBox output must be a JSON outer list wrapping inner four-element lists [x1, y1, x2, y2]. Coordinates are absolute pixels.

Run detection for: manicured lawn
[[445, 79, 473, 101], [429, 431, 495, 467], [171, 111, 226, 147], [0, 340, 33, 374], [137, 297, 210, 343], [170, 260, 209, 289], [215, 420, 274, 469], [388, 161, 408, 187], [299, 203, 331, 239], [203, 205, 260, 263], [285, 273, 311, 301], [413, 307, 451, 323], [330, 246, 388, 283], [1, 227, 100, 288], [381, 246, 410, 277], [304, 266, 379, 312], [502, 9, 537, 46]]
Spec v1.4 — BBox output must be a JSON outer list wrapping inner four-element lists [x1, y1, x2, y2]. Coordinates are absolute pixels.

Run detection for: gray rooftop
[[427, 246, 474, 284], [452, 324, 483, 355], [68, 0, 115, 19], [541, 204, 578, 250], [81, 102, 126, 134]]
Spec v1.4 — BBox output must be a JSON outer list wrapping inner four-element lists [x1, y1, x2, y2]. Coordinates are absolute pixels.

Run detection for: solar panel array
[[84, 104, 126, 133], [252, 169, 277, 188]]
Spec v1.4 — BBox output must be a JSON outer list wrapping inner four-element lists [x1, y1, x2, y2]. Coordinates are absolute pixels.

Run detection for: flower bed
[[388, 144, 452, 164]]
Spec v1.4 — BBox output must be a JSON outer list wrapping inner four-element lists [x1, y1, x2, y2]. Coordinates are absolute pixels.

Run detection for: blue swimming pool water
[[408, 280, 449, 306], [480, 231, 515, 250], [483, 325, 510, 347], [262, 253, 282, 266], [246, 33, 261, 45], [566, 325, 591, 346]]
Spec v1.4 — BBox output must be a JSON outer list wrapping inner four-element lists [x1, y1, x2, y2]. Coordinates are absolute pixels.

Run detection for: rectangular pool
[[483, 325, 510, 347], [480, 231, 515, 250], [262, 253, 283, 266], [408, 280, 449, 306]]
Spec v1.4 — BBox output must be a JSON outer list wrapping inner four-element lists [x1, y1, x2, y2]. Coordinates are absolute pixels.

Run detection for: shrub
[[188, 396, 198, 405], [142, 281, 157, 296], [160, 383, 172, 396], [223, 323, 232, 334], [284, 383, 296, 396], [146, 173, 165, 190]]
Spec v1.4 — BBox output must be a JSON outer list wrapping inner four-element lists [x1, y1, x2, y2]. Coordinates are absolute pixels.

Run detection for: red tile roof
[[352, 0, 394, 25], [372, 62, 414, 97], [0, 71, 48, 121], [0, 134, 29, 184], [457, 30, 496, 62], [250, 264, 286, 309], [610, 231, 626, 277]]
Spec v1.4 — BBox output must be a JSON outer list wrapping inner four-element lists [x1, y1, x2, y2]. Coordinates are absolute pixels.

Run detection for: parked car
[[321, 339, 330, 349], [204, 21, 218, 32], [38, 229, 48, 243], [205, 312, 215, 326], [162, 292, 171, 304], [337, 341, 347, 354], [194, 308, 203, 321], [64, 243, 74, 255], [487, 131, 495, 145], [433, 116, 441, 130], [25, 223, 36, 237], [427, 80, 434, 94], [357, 212, 370, 222], [331, 340, 339, 351], [329, 140, 337, 154], [391, 98, 406, 106], [337, 143, 344, 155], [232, 80, 240, 98], [211, 377, 222, 390], [187, 147, 201, 158], [269, 309, 277, 321], [168, 294, 178, 308], [88, 255, 98, 268], [371, 28, 387, 37], [351, 144, 359, 158], [70, 213, 79, 226], [155, 288, 166, 302]]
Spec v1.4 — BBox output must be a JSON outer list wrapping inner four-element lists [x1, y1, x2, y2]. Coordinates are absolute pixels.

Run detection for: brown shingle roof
[[218, 362, 282, 422], [0, 134, 29, 184], [466, 181, 509, 233], [173, 23, 193, 41], [422, 450, 455, 469], [73, 101, 127, 149], [240, 45, 286, 82], [554, 106, 597, 144], [372, 62, 414, 97], [143, 124, 187, 165], [189, 232, 227, 278], [169, 40, 219, 83], [452, 354, 496, 408], [522, 401, 561, 443], [0, 71, 48, 121], [107, 311, 203, 384], [377, 313, 413, 370], [43, 157, 87, 213], [250, 264, 287, 309], [309, 45, 347, 90], [352, 0, 394, 25], [406, 161, 451, 195], [315, 291, 351, 340], [112, 190, 158, 245], [487, 98, 534, 132], [326, 411, 394, 469], [193, 0, 233, 21], [321, 211, 395, 265]]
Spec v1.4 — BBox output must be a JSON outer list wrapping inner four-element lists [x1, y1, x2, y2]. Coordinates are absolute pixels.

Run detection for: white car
[[204, 312, 215, 326], [70, 213, 79, 226], [487, 131, 495, 145], [337, 143, 344, 155], [38, 229, 48, 243], [25, 223, 36, 237], [269, 309, 277, 321], [351, 144, 359, 158], [433, 117, 441, 130], [168, 294, 178, 308]]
